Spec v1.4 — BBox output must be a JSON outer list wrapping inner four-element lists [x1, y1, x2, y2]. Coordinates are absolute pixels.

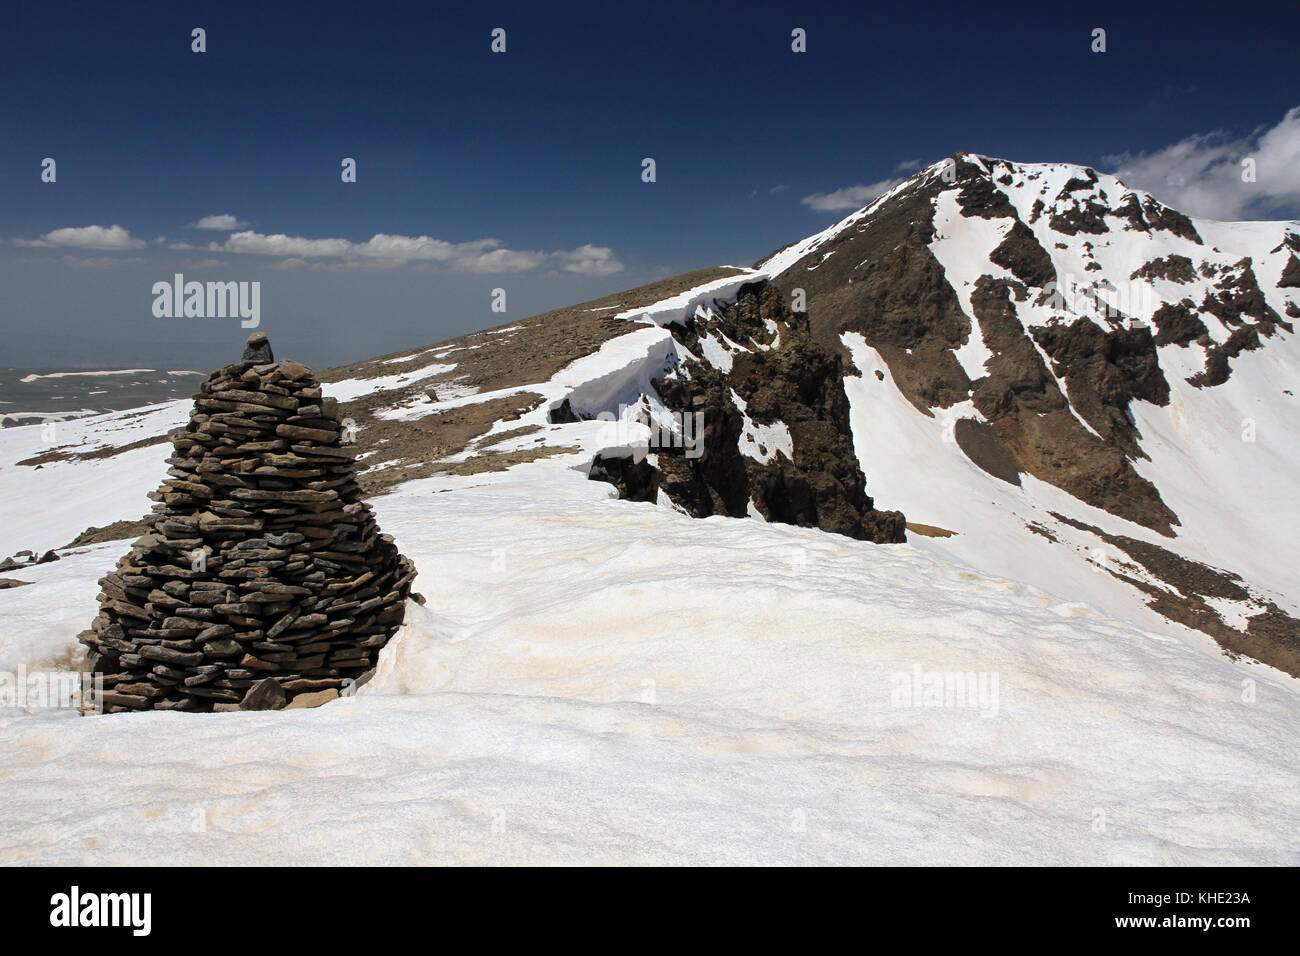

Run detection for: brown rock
[[276, 423, 337, 443], [240, 678, 286, 711], [239, 653, 277, 672], [285, 688, 339, 709]]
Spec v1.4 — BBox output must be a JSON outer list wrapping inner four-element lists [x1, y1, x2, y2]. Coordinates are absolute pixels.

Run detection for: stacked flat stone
[[78, 333, 417, 713]]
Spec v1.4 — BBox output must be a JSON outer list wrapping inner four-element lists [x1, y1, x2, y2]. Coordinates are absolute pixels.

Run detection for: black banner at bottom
[[7, 865, 1283, 942]]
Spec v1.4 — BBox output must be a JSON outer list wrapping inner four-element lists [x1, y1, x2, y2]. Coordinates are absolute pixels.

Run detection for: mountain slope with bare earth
[[4, 154, 1297, 678]]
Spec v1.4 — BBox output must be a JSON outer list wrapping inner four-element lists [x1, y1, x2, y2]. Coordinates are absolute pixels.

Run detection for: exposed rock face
[[1051, 512, 1300, 677], [78, 335, 417, 713], [1131, 254, 1197, 284], [1030, 317, 1170, 452], [749, 152, 1297, 669], [1187, 258, 1293, 389], [990, 220, 1056, 288], [970, 277, 1177, 533], [759, 154, 1184, 534], [591, 282, 906, 543], [1280, 254, 1300, 288], [1150, 300, 1209, 347]]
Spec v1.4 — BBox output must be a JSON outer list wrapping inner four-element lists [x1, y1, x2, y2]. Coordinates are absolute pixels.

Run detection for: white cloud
[[210, 230, 622, 275], [189, 214, 248, 230], [801, 176, 907, 212], [894, 158, 924, 172], [549, 244, 624, 277], [270, 257, 409, 273], [217, 231, 358, 259], [11, 222, 624, 276], [14, 224, 146, 251], [1105, 106, 1300, 220]]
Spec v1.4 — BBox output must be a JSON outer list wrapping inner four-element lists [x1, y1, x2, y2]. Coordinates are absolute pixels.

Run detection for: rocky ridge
[[591, 281, 906, 542]]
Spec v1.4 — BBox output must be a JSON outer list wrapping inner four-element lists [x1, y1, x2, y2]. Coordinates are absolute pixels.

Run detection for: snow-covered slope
[[3, 460, 1298, 864], [1, 154, 1298, 864]]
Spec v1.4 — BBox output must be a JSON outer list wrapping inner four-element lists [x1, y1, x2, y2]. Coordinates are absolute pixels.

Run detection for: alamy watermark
[[594, 404, 704, 460], [152, 273, 260, 328], [891, 663, 1000, 717], [50, 886, 151, 936], [0, 666, 103, 713]]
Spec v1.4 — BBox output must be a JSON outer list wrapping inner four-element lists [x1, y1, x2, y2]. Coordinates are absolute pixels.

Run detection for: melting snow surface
[[1, 462, 1298, 864], [325, 364, 455, 402], [19, 370, 155, 383]]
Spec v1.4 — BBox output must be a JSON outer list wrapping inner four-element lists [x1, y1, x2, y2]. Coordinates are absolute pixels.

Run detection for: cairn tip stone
[[242, 331, 274, 364], [80, 337, 417, 713]]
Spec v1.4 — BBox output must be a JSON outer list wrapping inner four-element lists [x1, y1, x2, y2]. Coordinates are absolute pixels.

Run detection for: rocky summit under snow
[[754, 155, 1299, 675], [0, 154, 1297, 864]]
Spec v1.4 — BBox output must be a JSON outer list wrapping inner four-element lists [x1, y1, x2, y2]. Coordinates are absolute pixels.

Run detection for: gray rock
[[241, 332, 274, 364], [202, 638, 244, 658], [140, 645, 204, 667]]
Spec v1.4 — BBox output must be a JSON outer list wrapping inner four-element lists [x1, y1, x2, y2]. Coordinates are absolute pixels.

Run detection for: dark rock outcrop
[[1050, 512, 1299, 676], [1031, 318, 1169, 453], [1130, 254, 1196, 284], [971, 278, 1178, 533], [1150, 300, 1209, 347], [1280, 255, 1300, 288], [990, 220, 1056, 288], [591, 282, 906, 544], [1188, 325, 1264, 389], [1184, 259, 1292, 387], [1140, 197, 1203, 244]]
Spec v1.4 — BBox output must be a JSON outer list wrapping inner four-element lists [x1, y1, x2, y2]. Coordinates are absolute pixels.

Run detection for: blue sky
[[2, 0, 1298, 368]]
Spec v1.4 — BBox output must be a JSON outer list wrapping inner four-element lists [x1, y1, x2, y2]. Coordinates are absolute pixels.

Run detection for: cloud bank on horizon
[[14, 224, 625, 276]]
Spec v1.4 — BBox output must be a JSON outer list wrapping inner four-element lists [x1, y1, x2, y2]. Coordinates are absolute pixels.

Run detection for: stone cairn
[[79, 333, 417, 713]]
